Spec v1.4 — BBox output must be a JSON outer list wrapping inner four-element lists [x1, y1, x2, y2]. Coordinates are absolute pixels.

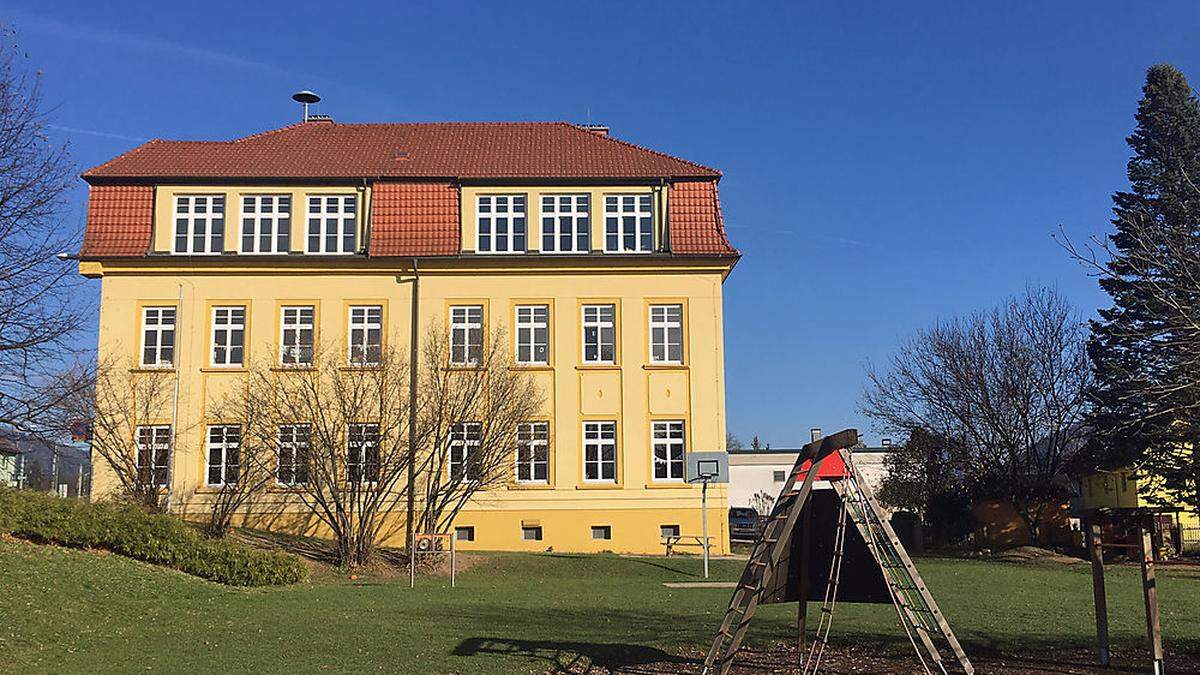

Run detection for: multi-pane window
[[211, 306, 246, 368], [135, 425, 171, 487], [280, 306, 315, 366], [140, 307, 177, 368], [306, 194, 357, 254], [522, 526, 543, 541], [476, 195, 526, 253], [583, 421, 617, 483], [346, 423, 380, 484], [449, 422, 482, 481], [348, 305, 383, 365], [581, 304, 616, 364], [604, 194, 653, 253], [591, 525, 612, 540], [241, 195, 291, 253], [540, 194, 590, 253], [515, 422, 549, 483], [205, 425, 241, 487], [174, 195, 226, 254], [652, 420, 686, 482], [649, 304, 684, 364], [277, 424, 311, 486], [514, 305, 549, 365], [450, 305, 484, 366]]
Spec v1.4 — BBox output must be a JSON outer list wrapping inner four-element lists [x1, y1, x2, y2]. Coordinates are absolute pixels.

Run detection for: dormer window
[[477, 195, 526, 253], [604, 194, 653, 253], [174, 195, 225, 254], [541, 194, 590, 253], [306, 194, 357, 254]]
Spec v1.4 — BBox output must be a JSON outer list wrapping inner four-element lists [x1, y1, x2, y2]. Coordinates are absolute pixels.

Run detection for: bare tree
[[862, 287, 1091, 543], [0, 32, 90, 436], [416, 324, 542, 535], [76, 360, 175, 511], [236, 345, 419, 567]]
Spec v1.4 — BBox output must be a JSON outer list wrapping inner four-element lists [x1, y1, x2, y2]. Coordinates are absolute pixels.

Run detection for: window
[[583, 421, 617, 483], [581, 304, 616, 364], [604, 194, 653, 253], [174, 195, 226, 254], [652, 420, 686, 482], [541, 194, 590, 253], [514, 305, 549, 365], [449, 422, 481, 481], [348, 305, 383, 365], [277, 424, 311, 486], [205, 425, 241, 487], [306, 194, 357, 254], [591, 525, 612, 541], [140, 307, 177, 368], [135, 425, 171, 487], [449, 305, 484, 365], [649, 304, 684, 364], [211, 306, 246, 368], [280, 306, 315, 366], [515, 422, 549, 483], [476, 195, 526, 253], [773, 470, 787, 482], [660, 524, 681, 538], [241, 195, 291, 253], [522, 526, 543, 541], [455, 526, 475, 542], [346, 423, 380, 484]]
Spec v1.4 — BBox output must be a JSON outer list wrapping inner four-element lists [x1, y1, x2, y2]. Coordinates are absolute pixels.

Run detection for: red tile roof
[[82, 121, 720, 181], [368, 182, 459, 256], [669, 180, 736, 255], [81, 185, 153, 256]]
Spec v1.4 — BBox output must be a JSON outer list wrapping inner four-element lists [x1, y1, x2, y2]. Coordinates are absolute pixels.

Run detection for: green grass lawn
[[1, 538, 1198, 674]]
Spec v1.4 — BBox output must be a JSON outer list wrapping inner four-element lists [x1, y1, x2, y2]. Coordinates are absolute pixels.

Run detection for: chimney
[[810, 427, 822, 443], [580, 124, 609, 137]]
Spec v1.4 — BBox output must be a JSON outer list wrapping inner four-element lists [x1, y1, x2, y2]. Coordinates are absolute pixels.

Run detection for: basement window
[[522, 526, 543, 541], [455, 526, 475, 542], [591, 525, 612, 541], [660, 524, 680, 539]]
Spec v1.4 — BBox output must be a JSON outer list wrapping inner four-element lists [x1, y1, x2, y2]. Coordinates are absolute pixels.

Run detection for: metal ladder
[[830, 448, 974, 675]]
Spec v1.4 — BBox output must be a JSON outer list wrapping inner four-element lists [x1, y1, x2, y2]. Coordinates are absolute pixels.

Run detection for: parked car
[[729, 507, 762, 541]]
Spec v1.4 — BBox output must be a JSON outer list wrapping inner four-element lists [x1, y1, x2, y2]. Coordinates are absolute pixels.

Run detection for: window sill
[[510, 364, 554, 372], [270, 366, 316, 373], [445, 364, 485, 372], [129, 366, 175, 373], [339, 365, 383, 372], [508, 482, 555, 490], [576, 482, 622, 490], [200, 367, 248, 373], [575, 364, 621, 371], [644, 481, 692, 490], [642, 364, 688, 371]]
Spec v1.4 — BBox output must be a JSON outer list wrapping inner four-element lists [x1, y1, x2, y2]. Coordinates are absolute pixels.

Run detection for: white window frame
[[140, 307, 177, 368], [276, 424, 311, 486], [449, 422, 482, 482], [346, 423, 380, 484], [651, 420, 686, 482], [581, 304, 616, 364], [582, 420, 617, 483], [347, 305, 383, 366], [173, 194, 226, 255], [603, 193, 654, 253], [135, 425, 171, 487], [515, 421, 550, 484], [205, 425, 241, 487], [476, 194, 527, 254], [240, 194, 292, 254], [514, 304, 549, 365], [540, 194, 590, 253], [450, 305, 484, 366], [649, 304, 684, 365], [210, 306, 246, 368], [279, 305, 315, 366], [305, 194, 358, 254]]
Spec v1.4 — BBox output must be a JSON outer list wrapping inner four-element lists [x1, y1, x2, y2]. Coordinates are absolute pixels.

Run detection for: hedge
[[0, 488, 307, 586]]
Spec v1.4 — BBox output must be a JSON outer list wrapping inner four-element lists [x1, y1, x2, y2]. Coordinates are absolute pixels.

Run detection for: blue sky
[[9, 2, 1200, 447]]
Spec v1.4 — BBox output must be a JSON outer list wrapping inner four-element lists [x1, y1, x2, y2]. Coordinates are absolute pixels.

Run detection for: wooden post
[[1140, 522, 1165, 675], [1087, 520, 1110, 667], [796, 497, 812, 666]]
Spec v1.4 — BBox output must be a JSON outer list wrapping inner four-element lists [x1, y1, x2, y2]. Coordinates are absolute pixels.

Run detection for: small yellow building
[[1080, 467, 1199, 528], [79, 119, 738, 554]]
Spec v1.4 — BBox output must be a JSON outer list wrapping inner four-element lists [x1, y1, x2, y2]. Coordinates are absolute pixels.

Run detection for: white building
[[727, 443, 896, 512]]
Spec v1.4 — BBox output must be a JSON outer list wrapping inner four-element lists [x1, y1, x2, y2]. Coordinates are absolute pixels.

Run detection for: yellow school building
[[79, 119, 738, 554]]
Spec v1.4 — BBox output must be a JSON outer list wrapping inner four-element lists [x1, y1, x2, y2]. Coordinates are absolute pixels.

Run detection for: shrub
[[0, 488, 306, 586]]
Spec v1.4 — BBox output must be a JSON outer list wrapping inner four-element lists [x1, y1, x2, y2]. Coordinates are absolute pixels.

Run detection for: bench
[[661, 535, 714, 556]]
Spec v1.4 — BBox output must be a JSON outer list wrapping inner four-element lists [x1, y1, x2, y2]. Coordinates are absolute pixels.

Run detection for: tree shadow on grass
[[454, 636, 695, 674]]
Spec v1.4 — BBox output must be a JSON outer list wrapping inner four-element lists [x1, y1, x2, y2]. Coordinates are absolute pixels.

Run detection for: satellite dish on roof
[[292, 90, 321, 121]]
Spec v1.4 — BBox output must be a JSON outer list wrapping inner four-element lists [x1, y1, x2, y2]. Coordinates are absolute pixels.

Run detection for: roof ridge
[[81, 138, 165, 177], [561, 122, 722, 178], [232, 121, 311, 143]]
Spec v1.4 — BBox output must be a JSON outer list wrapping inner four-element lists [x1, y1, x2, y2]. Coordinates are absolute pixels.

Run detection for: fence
[[1183, 527, 1200, 555]]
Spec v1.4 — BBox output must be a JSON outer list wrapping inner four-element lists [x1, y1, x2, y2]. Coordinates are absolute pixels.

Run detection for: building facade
[[80, 120, 738, 554]]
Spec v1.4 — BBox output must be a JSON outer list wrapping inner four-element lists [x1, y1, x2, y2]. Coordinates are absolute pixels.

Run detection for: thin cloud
[[48, 124, 148, 143]]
